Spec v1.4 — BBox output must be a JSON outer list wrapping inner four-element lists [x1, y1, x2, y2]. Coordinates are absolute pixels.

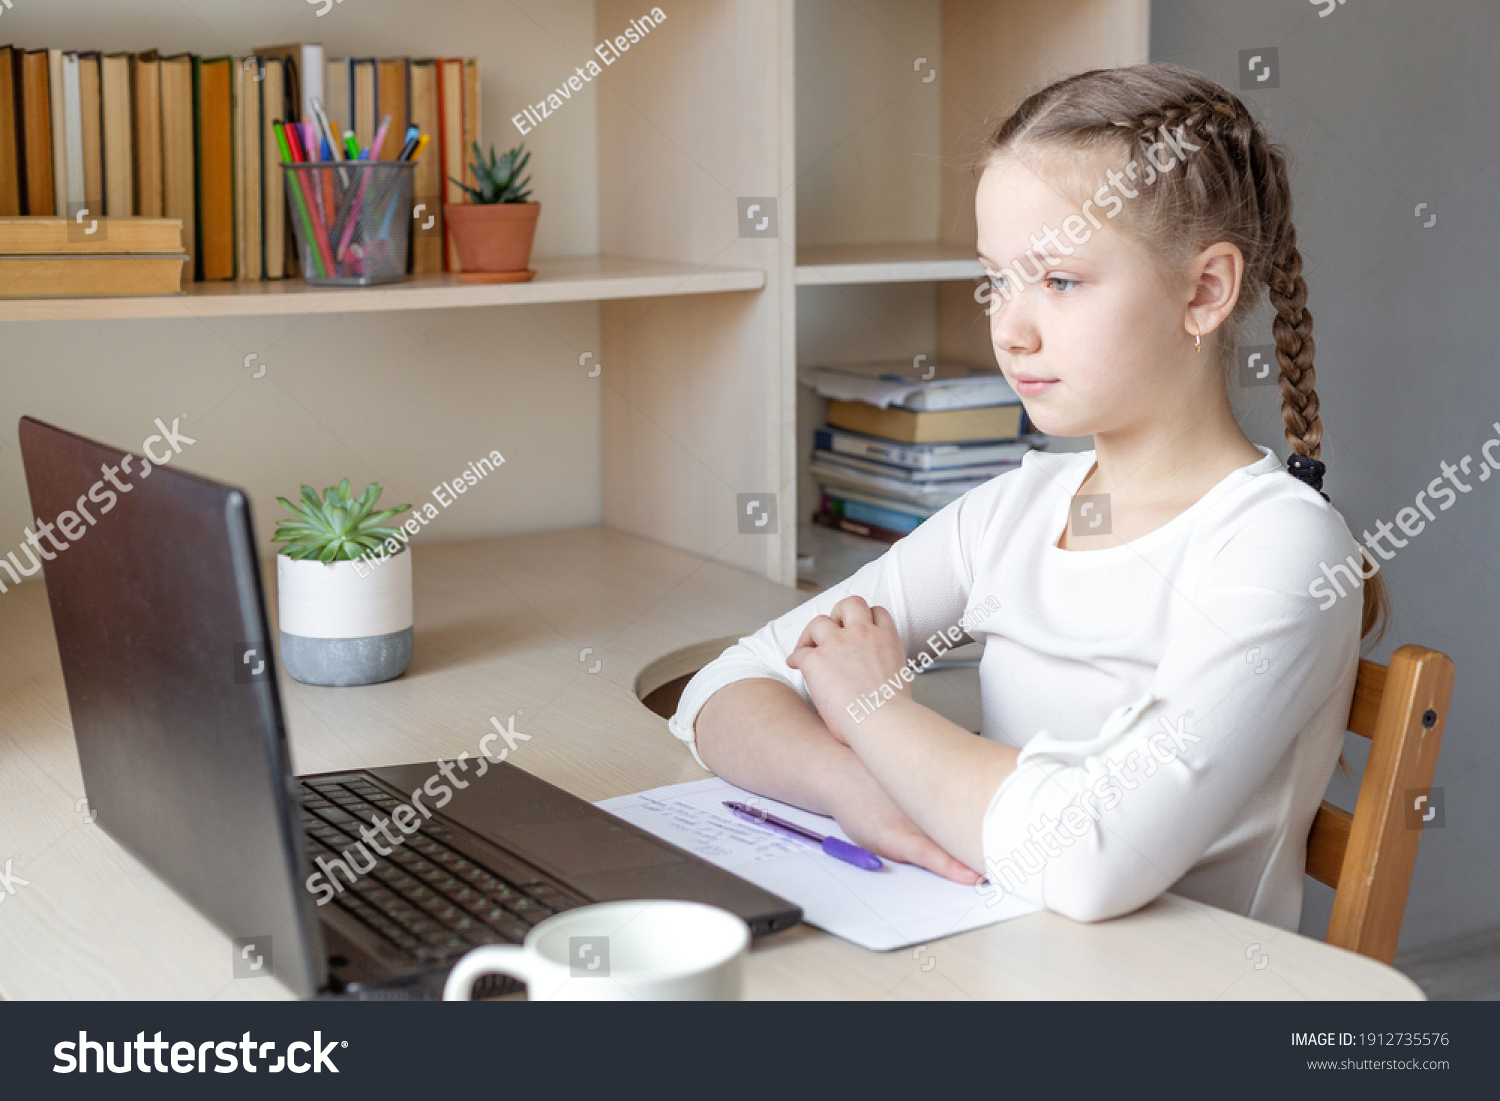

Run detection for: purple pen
[[724, 801, 884, 871]]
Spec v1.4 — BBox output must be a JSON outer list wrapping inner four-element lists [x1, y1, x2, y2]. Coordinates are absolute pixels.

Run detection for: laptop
[[18, 417, 800, 999]]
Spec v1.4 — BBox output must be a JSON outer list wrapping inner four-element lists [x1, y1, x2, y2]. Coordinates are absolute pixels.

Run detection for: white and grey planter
[[276, 551, 413, 687]]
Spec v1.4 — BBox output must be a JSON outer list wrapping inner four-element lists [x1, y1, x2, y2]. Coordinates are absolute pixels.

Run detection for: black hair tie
[[1287, 454, 1329, 501]]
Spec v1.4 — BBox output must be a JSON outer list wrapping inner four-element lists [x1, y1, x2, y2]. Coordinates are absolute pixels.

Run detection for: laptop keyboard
[[299, 776, 585, 969]]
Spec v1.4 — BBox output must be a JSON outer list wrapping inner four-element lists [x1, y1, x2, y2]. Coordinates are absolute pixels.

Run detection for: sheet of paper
[[596, 777, 1041, 951]]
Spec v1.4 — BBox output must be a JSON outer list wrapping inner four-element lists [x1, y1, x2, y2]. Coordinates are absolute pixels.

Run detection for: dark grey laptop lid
[[18, 417, 325, 998]]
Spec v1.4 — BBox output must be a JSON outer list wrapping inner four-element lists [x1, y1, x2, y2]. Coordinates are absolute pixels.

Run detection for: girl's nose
[[990, 289, 1040, 357]]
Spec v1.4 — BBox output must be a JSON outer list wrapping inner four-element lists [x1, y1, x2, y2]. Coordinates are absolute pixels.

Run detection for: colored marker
[[327, 115, 347, 159], [368, 113, 392, 161], [396, 124, 420, 161], [273, 121, 329, 279]]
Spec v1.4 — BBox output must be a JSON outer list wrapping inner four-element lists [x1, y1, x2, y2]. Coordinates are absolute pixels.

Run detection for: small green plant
[[449, 141, 533, 204], [273, 479, 412, 563]]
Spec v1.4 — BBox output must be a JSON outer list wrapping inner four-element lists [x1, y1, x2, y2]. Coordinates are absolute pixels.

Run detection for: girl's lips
[[1013, 378, 1058, 397]]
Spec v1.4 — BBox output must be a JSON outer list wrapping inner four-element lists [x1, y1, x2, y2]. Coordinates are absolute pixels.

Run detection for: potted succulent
[[272, 479, 415, 687], [444, 141, 540, 283]]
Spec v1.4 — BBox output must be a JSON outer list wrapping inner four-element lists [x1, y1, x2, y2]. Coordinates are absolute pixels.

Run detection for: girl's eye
[[1046, 277, 1079, 293], [986, 272, 1008, 292]]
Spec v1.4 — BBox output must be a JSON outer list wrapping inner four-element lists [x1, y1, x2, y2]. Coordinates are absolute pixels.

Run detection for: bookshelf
[[0, 0, 1148, 595], [795, 243, 983, 287], [0, 0, 798, 586], [792, 0, 1150, 589], [0, 258, 765, 320]]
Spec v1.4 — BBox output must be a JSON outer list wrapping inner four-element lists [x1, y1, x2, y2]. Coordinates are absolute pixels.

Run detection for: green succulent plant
[[273, 479, 413, 563], [449, 141, 533, 204]]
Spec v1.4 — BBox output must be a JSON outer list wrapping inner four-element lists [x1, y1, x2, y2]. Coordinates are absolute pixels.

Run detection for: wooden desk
[[0, 528, 1422, 1000]]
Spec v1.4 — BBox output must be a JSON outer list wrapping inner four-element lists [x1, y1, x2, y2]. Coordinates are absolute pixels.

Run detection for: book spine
[[812, 449, 915, 482], [823, 495, 923, 534], [61, 54, 85, 212], [48, 49, 66, 216], [812, 510, 905, 545], [815, 426, 925, 469], [818, 484, 937, 519], [190, 56, 202, 282], [0, 49, 21, 217], [820, 483, 934, 516]]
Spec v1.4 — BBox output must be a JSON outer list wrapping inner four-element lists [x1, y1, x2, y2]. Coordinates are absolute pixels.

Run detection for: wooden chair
[[1307, 645, 1455, 964]]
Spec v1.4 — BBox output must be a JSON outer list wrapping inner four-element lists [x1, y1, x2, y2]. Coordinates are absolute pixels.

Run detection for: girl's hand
[[786, 596, 910, 745], [827, 763, 980, 885]]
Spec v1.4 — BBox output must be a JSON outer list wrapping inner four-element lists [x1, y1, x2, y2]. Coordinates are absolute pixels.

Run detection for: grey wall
[[1152, 0, 1500, 955]]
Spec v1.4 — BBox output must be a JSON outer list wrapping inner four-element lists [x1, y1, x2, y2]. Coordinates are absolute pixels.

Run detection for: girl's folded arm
[[668, 485, 990, 781], [976, 525, 1363, 923]]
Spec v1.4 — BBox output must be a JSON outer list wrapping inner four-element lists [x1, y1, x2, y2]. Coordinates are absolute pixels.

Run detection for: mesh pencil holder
[[283, 161, 416, 286]]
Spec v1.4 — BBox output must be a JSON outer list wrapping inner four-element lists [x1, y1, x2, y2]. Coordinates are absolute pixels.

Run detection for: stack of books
[[0, 44, 478, 284], [0, 215, 185, 296], [803, 362, 1038, 544]]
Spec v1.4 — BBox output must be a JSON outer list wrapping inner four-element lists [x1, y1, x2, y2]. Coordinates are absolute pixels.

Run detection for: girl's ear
[[1185, 241, 1245, 342]]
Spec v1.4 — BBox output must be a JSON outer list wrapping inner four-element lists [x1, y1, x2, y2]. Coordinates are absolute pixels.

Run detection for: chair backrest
[[1307, 644, 1454, 964]]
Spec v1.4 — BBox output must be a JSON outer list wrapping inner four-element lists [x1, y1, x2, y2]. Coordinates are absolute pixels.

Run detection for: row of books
[[801, 362, 1037, 544], [0, 43, 479, 282]]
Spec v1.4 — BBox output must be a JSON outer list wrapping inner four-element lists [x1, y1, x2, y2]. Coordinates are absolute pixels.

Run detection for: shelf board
[[0, 256, 766, 321], [795, 243, 984, 286]]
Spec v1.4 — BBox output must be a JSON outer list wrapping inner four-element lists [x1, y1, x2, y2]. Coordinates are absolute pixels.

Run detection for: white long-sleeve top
[[668, 446, 1365, 929]]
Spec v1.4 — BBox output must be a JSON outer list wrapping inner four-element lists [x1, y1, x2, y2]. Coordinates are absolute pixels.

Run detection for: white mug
[[443, 899, 749, 1001]]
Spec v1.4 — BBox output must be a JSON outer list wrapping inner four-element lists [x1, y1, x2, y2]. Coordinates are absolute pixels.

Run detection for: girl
[[668, 64, 1387, 930]]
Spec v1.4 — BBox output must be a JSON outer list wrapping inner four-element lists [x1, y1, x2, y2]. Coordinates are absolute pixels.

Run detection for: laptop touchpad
[[496, 820, 684, 877]]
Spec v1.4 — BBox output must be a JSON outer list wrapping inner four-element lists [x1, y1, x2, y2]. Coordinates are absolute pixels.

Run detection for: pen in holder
[[283, 161, 416, 286]]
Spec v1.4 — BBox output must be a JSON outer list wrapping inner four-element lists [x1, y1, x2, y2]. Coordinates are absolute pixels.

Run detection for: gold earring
[[1194, 330, 1202, 354]]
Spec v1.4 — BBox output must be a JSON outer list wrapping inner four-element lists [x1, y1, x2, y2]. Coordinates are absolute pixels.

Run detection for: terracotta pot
[[444, 202, 541, 274]]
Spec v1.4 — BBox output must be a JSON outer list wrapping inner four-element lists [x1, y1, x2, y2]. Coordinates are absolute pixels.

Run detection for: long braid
[[1263, 149, 1385, 641], [1267, 188, 1322, 460]]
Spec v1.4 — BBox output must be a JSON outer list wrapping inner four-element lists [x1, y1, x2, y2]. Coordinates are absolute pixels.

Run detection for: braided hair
[[985, 63, 1387, 646]]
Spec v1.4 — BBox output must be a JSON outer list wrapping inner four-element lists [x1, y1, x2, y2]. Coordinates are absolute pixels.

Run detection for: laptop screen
[[18, 417, 324, 998]]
